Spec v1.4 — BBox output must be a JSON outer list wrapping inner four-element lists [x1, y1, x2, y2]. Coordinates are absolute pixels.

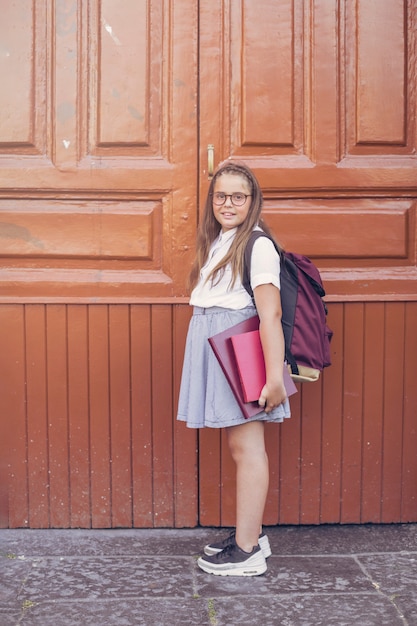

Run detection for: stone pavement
[[0, 524, 416, 626]]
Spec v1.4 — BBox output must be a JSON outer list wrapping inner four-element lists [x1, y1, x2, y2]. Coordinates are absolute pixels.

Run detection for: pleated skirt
[[177, 306, 291, 428]]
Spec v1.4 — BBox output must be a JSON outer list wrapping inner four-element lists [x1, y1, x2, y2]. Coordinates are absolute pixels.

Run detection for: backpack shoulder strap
[[242, 230, 280, 298], [243, 230, 298, 373]]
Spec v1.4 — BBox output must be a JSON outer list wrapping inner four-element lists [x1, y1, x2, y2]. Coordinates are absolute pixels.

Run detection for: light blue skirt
[[177, 306, 291, 428]]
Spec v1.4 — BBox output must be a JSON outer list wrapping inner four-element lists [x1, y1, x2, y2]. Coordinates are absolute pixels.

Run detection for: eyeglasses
[[211, 192, 251, 207]]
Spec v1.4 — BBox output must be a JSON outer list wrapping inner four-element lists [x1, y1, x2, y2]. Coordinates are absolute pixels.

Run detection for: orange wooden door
[[198, 0, 417, 526], [0, 0, 199, 528]]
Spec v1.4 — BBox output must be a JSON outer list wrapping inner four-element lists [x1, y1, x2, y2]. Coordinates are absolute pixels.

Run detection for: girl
[[177, 161, 290, 576]]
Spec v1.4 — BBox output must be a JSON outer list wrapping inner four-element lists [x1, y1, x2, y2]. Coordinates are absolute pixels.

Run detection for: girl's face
[[212, 173, 252, 232]]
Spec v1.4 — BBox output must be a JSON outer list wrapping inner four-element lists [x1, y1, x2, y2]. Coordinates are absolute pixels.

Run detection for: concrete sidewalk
[[1, 524, 416, 625]]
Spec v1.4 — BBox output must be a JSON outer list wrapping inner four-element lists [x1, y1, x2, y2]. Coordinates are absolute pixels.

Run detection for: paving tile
[[0, 595, 406, 626], [0, 555, 33, 601], [0, 528, 210, 558], [195, 555, 374, 596], [393, 594, 417, 624], [209, 595, 406, 626], [265, 523, 417, 556], [358, 553, 417, 593], [12, 599, 213, 626], [18, 556, 197, 601], [0, 604, 23, 626]]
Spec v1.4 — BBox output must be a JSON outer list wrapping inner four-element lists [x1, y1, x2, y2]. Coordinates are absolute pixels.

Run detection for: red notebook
[[231, 328, 297, 402], [208, 316, 297, 419], [230, 329, 266, 403]]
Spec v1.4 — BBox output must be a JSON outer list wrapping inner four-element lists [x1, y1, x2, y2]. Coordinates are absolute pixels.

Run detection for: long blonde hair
[[188, 161, 280, 293]]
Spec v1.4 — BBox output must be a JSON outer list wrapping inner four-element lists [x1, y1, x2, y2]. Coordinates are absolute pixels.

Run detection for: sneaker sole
[[197, 555, 267, 577], [259, 534, 272, 558], [204, 534, 272, 558]]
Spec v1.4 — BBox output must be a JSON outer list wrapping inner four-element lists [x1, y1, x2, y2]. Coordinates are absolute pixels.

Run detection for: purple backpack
[[243, 231, 333, 382]]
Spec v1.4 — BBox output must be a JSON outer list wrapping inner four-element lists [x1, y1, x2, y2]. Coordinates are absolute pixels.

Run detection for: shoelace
[[223, 531, 236, 545], [216, 542, 237, 558]]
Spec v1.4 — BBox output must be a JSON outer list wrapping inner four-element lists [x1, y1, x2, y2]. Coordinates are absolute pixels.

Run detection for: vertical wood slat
[[199, 429, 222, 526], [299, 382, 323, 524], [278, 395, 302, 525], [46, 305, 70, 527], [263, 423, 280, 524], [361, 303, 385, 523], [151, 305, 175, 527], [173, 305, 198, 527], [381, 303, 406, 522], [0, 306, 28, 528], [320, 303, 344, 523], [340, 303, 365, 523], [220, 429, 235, 527], [402, 303, 417, 521], [109, 305, 133, 527], [88, 306, 112, 528], [67, 305, 91, 528], [25, 305, 50, 528], [131, 305, 153, 527], [1, 302, 417, 529]]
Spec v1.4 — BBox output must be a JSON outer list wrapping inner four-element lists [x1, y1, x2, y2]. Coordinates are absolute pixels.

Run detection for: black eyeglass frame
[[210, 192, 252, 207]]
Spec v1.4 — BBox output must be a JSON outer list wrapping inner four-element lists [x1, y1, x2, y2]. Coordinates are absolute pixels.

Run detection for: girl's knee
[[227, 431, 267, 465]]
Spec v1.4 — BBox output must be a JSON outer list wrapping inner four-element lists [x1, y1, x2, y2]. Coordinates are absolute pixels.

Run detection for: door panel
[[344, 0, 411, 152], [0, 1, 47, 151], [199, 0, 417, 299], [0, 0, 197, 300]]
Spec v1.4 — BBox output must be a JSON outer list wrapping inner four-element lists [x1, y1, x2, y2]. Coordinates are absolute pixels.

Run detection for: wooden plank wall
[[200, 302, 417, 527], [1, 301, 416, 528], [0, 304, 197, 529]]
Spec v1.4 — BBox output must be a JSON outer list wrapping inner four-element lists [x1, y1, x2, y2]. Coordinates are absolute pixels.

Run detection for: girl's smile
[[212, 173, 252, 232]]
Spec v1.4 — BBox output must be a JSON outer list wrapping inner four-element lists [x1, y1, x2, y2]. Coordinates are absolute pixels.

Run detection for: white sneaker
[[204, 530, 272, 558], [198, 540, 267, 577]]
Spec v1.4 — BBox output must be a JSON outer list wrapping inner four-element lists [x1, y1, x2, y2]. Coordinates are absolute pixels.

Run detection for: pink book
[[230, 328, 297, 403], [208, 316, 297, 419], [208, 316, 263, 419]]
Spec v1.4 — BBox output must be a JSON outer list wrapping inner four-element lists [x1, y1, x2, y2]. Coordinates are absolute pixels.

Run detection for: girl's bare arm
[[253, 283, 287, 412]]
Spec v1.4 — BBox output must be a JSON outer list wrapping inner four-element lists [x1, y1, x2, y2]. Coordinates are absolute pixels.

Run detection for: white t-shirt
[[190, 227, 281, 309]]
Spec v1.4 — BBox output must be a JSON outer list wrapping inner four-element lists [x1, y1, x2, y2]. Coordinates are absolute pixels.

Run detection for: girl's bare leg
[[226, 421, 269, 553]]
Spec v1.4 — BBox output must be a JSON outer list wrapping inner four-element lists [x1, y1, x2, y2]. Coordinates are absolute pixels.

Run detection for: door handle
[[207, 144, 214, 179]]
